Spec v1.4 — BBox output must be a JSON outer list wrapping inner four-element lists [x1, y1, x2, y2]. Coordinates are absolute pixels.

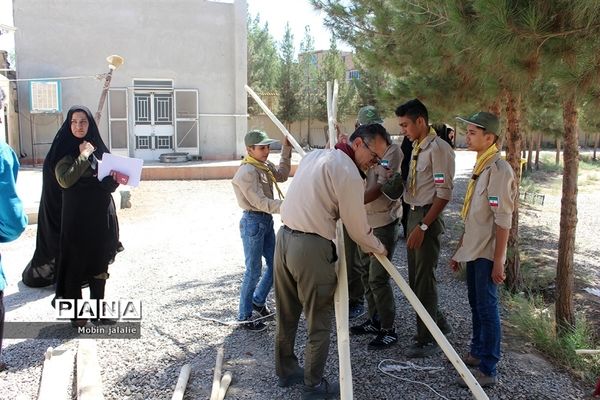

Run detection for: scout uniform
[[404, 127, 455, 349], [349, 142, 403, 348], [453, 112, 516, 385], [345, 105, 384, 319], [275, 148, 384, 393], [231, 130, 292, 330]]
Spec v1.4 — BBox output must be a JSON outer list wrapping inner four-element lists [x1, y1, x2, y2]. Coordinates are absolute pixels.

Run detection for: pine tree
[[277, 23, 301, 129], [298, 26, 319, 144]]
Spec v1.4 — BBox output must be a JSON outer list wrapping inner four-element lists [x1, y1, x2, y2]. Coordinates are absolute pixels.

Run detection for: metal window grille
[[154, 94, 173, 125], [134, 94, 151, 124], [136, 136, 151, 149], [156, 136, 172, 149]]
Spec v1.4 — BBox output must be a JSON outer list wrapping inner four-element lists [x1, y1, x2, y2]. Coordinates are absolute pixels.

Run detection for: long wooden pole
[[328, 80, 353, 399], [217, 371, 233, 400], [171, 364, 191, 400], [244, 85, 306, 157], [373, 254, 489, 400], [210, 347, 225, 400]]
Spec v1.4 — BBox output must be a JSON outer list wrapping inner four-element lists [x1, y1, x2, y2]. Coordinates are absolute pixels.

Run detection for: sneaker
[[406, 342, 441, 358], [278, 367, 304, 387], [252, 303, 274, 319], [368, 329, 398, 349], [348, 303, 366, 320], [240, 317, 267, 332], [350, 318, 381, 335], [302, 378, 340, 400], [462, 352, 481, 367], [457, 370, 497, 388]]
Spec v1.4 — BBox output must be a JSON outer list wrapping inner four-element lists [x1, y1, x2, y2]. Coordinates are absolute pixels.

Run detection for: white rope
[[377, 359, 449, 400], [198, 312, 275, 326], [8, 74, 106, 82]]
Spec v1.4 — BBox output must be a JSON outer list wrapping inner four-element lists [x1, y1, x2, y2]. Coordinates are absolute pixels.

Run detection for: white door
[[174, 89, 199, 157], [133, 91, 174, 160], [107, 88, 129, 157]]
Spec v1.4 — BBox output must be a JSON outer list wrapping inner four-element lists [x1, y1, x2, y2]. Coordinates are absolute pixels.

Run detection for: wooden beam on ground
[[374, 254, 489, 400], [210, 347, 225, 400], [244, 84, 306, 157], [328, 79, 353, 399], [575, 349, 600, 355], [171, 363, 192, 400], [217, 371, 232, 400], [76, 340, 105, 400], [37, 346, 75, 400]]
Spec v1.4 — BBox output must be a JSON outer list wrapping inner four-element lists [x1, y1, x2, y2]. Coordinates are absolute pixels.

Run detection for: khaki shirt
[[365, 143, 403, 228], [281, 149, 385, 255], [231, 145, 292, 214], [403, 135, 455, 206], [453, 154, 516, 263]]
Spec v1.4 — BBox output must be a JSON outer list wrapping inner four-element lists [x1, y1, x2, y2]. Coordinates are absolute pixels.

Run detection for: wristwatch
[[418, 221, 429, 231]]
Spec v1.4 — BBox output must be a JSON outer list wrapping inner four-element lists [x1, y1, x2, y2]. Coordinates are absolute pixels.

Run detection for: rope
[[198, 312, 275, 326], [377, 359, 449, 400], [8, 74, 106, 82]]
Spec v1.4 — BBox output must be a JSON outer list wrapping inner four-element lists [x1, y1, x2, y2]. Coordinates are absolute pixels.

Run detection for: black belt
[[244, 210, 270, 217], [409, 204, 432, 211], [283, 225, 321, 237]]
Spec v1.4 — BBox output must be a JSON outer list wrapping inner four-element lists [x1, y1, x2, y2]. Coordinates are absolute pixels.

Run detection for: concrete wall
[[13, 0, 247, 163]]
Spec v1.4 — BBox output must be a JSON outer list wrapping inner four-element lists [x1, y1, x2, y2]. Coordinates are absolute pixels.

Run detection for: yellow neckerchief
[[460, 144, 499, 220], [241, 155, 285, 199], [408, 127, 438, 196]]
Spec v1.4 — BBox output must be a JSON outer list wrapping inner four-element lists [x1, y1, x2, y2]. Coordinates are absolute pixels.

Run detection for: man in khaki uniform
[[231, 130, 292, 332], [452, 112, 515, 387], [348, 122, 404, 349], [275, 126, 387, 400], [396, 99, 455, 358]]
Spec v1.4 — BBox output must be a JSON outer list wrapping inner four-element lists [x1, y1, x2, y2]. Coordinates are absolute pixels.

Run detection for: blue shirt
[[0, 142, 28, 291]]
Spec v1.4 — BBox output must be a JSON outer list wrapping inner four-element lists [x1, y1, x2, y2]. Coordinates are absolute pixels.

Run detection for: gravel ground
[[0, 150, 592, 399]]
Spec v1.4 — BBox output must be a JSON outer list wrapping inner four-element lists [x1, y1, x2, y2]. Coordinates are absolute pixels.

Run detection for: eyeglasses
[[363, 141, 380, 162]]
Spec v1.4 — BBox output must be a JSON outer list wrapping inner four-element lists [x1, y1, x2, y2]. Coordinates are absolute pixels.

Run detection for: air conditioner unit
[[30, 80, 62, 113]]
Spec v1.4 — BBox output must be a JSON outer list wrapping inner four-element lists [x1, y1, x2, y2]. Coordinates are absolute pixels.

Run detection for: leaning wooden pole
[[328, 80, 353, 400], [374, 254, 489, 400], [217, 371, 233, 400], [245, 85, 306, 157]]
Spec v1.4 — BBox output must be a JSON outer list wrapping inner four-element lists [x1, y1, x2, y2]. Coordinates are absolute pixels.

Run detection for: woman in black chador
[[50, 106, 122, 323]]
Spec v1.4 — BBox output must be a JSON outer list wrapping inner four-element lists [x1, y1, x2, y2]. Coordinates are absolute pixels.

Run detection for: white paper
[[97, 153, 144, 187]]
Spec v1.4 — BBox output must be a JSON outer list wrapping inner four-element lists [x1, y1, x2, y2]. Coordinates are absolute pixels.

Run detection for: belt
[[409, 204, 432, 211], [243, 210, 271, 217], [283, 225, 321, 238]]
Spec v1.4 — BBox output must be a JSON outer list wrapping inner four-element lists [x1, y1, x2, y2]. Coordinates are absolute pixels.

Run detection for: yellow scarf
[[460, 144, 499, 220], [241, 155, 285, 199], [408, 127, 438, 196]]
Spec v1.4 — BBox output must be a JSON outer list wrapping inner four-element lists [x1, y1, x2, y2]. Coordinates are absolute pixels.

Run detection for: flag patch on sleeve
[[488, 196, 499, 207], [433, 173, 445, 184]]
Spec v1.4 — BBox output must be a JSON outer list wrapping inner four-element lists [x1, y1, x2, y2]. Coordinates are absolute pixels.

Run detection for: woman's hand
[[79, 141, 95, 158]]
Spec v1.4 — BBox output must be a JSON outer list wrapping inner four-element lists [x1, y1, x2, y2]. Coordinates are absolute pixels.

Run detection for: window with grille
[[136, 136, 151, 149], [154, 94, 173, 125], [156, 136, 173, 149], [134, 94, 151, 124]]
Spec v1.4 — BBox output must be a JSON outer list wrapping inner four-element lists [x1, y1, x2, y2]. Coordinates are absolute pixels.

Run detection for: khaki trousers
[[274, 227, 337, 387]]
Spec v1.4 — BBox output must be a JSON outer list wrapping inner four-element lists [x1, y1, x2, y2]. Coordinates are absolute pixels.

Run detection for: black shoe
[[302, 378, 340, 400], [350, 318, 381, 335], [252, 303, 274, 319], [278, 367, 304, 387], [348, 303, 366, 320], [406, 341, 441, 358], [368, 329, 398, 349], [240, 317, 266, 332]]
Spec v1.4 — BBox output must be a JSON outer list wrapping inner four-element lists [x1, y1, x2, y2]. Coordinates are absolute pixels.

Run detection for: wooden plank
[[38, 346, 75, 400], [210, 347, 224, 400], [76, 340, 105, 400], [217, 371, 232, 400]]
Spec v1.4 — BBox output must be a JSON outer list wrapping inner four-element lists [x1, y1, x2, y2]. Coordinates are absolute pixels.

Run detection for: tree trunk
[[504, 91, 523, 292], [535, 132, 542, 170], [594, 132, 599, 161], [556, 93, 579, 335], [527, 134, 534, 172], [555, 137, 561, 165]]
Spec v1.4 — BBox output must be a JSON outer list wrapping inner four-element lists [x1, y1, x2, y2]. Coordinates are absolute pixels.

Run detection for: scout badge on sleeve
[[434, 173, 445, 184], [488, 196, 499, 207]]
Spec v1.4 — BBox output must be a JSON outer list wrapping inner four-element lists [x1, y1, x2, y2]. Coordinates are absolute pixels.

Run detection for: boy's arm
[[271, 140, 293, 182]]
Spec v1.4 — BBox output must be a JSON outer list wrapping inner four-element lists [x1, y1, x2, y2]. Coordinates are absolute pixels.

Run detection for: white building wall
[[14, 0, 247, 162]]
